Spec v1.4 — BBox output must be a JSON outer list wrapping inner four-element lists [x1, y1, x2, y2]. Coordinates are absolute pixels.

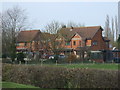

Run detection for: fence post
[[25, 60, 27, 65], [19, 61, 21, 65], [41, 59, 43, 66], [56, 60, 57, 65]]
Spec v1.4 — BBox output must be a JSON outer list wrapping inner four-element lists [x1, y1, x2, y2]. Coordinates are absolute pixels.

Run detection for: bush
[[57, 58, 67, 64], [2, 64, 119, 88], [2, 54, 7, 58], [66, 54, 77, 63], [2, 59, 12, 64], [16, 52, 25, 63], [43, 59, 55, 64]]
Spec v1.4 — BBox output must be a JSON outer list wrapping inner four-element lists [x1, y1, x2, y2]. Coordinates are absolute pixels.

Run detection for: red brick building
[[16, 30, 43, 51], [16, 26, 110, 55], [57, 26, 110, 51]]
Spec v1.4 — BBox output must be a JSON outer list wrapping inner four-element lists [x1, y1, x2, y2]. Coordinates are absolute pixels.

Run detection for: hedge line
[[2, 64, 119, 88]]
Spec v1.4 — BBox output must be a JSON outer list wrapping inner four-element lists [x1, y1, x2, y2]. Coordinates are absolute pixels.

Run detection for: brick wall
[[91, 29, 109, 51], [16, 41, 41, 51]]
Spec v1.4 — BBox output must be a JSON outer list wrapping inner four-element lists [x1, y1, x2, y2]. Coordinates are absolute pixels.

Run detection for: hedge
[[2, 64, 119, 88]]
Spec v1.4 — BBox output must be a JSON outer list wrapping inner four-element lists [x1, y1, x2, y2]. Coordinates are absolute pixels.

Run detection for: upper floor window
[[106, 42, 109, 48], [86, 40, 91, 46], [16, 43, 19, 46], [73, 41, 76, 45], [66, 42, 70, 46], [93, 41, 98, 45]]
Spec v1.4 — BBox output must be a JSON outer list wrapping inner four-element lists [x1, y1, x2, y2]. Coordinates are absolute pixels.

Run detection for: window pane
[[66, 42, 70, 45], [93, 41, 97, 45], [73, 41, 76, 45]]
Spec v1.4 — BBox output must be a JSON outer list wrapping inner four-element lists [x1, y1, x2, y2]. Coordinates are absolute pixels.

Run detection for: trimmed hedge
[[2, 64, 119, 88]]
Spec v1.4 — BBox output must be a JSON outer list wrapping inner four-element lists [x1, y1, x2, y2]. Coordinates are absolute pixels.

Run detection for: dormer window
[[86, 40, 91, 46]]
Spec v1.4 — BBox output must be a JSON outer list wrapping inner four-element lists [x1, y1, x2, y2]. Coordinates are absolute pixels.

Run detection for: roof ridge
[[21, 30, 40, 32], [63, 26, 101, 29]]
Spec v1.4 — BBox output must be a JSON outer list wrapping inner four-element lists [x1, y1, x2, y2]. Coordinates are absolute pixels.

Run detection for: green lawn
[[57, 63, 119, 70], [1, 82, 56, 90], [42, 63, 119, 70], [27, 60, 119, 70], [1, 82, 39, 88]]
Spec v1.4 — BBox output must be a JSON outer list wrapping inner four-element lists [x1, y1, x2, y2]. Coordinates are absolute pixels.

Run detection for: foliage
[[2, 64, 119, 88], [2, 54, 7, 58], [2, 59, 12, 64], [16, 52, 25, 63]]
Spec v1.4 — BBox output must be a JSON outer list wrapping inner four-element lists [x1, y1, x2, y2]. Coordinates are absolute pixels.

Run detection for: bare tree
[[43, 21, 65, 55], [111, 17, 115, 41], [104, 15, 111, 38], [1, 6, 27, 61], [0, 13, 2, 57], [67, 21, 78, 27], [104, 15, 119, 48], [45, 20, 61, 34], [110, 17, 115, 46], [104, 15, 116, 48], [67, 21, 85, 27], [115, 16, 118, 41]]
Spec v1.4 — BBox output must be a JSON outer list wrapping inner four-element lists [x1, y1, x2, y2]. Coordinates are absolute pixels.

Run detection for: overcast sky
[[2, 2, 118, 31]]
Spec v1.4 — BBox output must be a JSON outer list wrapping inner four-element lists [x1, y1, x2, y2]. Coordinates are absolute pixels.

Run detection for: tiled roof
[[58, 26, 103, 41], [16, 30, 41, 42], [41, 32, 58, 41]]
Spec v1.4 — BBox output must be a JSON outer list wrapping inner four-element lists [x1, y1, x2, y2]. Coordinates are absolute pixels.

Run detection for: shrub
[[66, 54, 77, 63], [2, 54, 7, 58], [57, 58, 67, 64], [2, 59, 12, 64], [16, 52, 25, 63], [2, 64, 119, 88]]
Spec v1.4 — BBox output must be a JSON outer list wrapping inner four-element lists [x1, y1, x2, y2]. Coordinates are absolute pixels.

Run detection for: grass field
[[1, 82, 57, 89], [1, 82, 39, 88], [43, 63, 119, 70]]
